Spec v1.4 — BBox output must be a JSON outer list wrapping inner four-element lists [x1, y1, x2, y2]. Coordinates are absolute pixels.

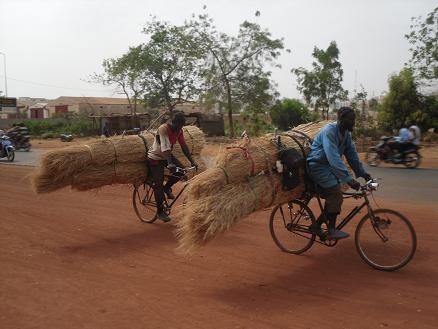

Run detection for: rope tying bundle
[[226, 145, 256, 176]]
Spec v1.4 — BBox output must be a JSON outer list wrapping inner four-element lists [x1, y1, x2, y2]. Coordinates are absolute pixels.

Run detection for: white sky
[[0, 0, 436, 100]]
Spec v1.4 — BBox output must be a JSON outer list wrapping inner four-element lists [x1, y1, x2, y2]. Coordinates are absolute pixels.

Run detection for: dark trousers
[[319, 184, 343, 215], [148, 155, 184, 211]]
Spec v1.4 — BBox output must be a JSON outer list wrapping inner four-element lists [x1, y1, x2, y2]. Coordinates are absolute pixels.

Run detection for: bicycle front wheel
[[269, 199, 316, 254], [355, 209, 416, 271], [132, 184, 158, 223]]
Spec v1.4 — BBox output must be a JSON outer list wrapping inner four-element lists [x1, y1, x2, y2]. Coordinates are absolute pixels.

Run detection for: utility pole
[[0, 52, 8, 97]]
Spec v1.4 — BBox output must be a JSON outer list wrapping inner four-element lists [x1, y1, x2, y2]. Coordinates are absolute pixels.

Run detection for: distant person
[[103, 123, 110, 138], [389, 127, 412, 158], [409, 124, 421, 146]]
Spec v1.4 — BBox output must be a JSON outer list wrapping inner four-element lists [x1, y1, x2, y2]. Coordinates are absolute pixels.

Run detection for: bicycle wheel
[[269, 199, 316, 254], [132, 183, 158, 223], [355, 208, 416, 271]]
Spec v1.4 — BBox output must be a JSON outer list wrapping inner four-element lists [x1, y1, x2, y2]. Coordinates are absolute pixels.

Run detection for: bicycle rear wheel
[[269, 199, 316, 254], [132, 183, 158, 223], [355, 209, 416, 271]]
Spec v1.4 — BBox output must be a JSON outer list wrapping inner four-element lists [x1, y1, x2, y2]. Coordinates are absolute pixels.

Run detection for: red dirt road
[[1, 165, 437, 329]]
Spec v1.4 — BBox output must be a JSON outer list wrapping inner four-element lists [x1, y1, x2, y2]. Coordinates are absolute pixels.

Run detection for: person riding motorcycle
[[386, 127, 413, 160]]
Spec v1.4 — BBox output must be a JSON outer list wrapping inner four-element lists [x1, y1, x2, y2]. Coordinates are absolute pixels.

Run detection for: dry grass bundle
[[176, 120, 333, 253], [71, 163, 148, 191], [33, 125, 206, 194], [186, 121, 330, 200], [38, 135, 148, 180], [177, 170, 306, 253], [171, 125, 205, 158], [32, 169, 72, 194], [289, 120, 332, 137]]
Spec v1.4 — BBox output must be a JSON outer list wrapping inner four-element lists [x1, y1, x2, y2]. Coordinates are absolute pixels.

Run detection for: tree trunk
[[226, 81, 234, 138]]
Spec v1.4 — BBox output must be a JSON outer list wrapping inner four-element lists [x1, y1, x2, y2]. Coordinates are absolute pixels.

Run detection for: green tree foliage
[[188, 12, 285, 137], [405, 7, 438, 83], [92, 46, 147, 115], [139, 20, 206, 112], [292, 41, 348, 120], [378, 68, 421, 130], [269, 98, 314, 131], [93, 18, 205, 114]]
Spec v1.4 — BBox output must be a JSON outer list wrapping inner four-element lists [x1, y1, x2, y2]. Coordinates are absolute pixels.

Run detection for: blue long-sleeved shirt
[[306, 122, 366, 188]]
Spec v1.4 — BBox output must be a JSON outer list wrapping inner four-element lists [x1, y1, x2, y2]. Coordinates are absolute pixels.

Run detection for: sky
[[0, 0, 436, 101]]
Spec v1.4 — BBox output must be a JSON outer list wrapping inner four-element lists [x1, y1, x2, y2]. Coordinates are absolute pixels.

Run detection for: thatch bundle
[[187, 121, 330, 199], [177, 121, 332, 253], [33, 125, 205, 193]]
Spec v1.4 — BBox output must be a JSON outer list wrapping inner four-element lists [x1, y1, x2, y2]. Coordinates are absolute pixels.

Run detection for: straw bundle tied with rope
[[33, 125, 205, 193], [176, 121, 332, 253], [187, 121, 331, 199]]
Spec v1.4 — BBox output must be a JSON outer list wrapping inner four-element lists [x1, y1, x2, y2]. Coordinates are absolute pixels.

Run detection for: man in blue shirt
[[307, 107, 371, 240]]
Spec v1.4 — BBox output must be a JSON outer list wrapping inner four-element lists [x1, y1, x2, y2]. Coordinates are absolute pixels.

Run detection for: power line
[[0, 74, 112, 92]]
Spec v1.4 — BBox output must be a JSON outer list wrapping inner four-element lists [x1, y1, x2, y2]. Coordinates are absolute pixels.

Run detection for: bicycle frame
[[163, 176, 190, 209], [305, 187, 376, 234]]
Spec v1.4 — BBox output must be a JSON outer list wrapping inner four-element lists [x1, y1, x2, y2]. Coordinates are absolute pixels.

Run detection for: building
[[46, 96, 147, 117]]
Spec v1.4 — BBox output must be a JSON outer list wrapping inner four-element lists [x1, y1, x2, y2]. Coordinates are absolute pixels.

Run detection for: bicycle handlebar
[[343, 179, 379, 197]]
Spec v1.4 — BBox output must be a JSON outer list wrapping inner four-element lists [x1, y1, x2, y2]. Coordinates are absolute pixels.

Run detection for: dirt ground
[[1, 163, 438, 329]]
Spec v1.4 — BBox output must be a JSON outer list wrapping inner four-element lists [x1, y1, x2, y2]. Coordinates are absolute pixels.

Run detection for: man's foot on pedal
[[309, 223, 324, 237], [164, 188, 175, 199], [326, 228, 349, 240], [157, 211, 171, 222]]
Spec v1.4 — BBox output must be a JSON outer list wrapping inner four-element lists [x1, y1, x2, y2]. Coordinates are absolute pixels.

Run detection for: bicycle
[[132, 166, 197, 223], [269, 180, 417, 271]]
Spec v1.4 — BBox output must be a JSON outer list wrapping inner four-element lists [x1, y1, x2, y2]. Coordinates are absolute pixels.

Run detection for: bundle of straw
[[187, 121, 331, 199], [33, 125, 206, 193], [177, 170, 306, 253], [176, 121, 331, 253]]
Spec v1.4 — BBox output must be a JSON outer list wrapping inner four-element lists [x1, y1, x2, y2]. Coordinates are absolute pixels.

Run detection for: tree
[[138, 19, 206, 112], [92, 46, 146, 115], [189, 12, 285, 137], [378, 68, 421, 131], [93, 18, 205, 115], [405, 7, 438, 84], [269, 98, 314, 131], [292, 41, 348, 120]]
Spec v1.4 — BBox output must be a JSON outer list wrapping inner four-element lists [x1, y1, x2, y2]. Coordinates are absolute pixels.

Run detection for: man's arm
[[344, 135, 367, 179], [322, 129, 353, 184], [177, 130, 197, 168]]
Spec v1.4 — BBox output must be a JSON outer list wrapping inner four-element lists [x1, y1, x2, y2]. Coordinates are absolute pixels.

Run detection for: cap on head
[[337, 106, 355, 121]]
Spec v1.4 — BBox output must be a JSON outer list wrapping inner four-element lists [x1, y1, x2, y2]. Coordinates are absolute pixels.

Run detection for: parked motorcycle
[[366, 136, 421, 169], [0, 135, 15, 162], [60, 134, 74, 142]]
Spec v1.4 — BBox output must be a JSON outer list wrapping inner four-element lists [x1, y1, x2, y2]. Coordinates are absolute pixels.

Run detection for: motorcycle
[[0, 135, 15, 162], [366, 136, 421, 169], [6, 127, 31, 151], [60, 134, 74, 142]]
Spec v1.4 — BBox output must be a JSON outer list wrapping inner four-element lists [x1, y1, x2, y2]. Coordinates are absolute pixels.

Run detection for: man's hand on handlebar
[[190, 161, 198, 171], [167, 163, 177, 173], [361, 173, 372, 182], [348, 178, 361, 191]]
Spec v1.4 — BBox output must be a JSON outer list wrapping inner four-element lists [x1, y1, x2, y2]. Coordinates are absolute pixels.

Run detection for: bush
[[15, 115, 95, 137]]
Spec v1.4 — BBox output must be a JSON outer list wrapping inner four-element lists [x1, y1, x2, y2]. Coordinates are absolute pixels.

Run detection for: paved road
[[366, 165, 438, 203], [0, 149, 46, 167]]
